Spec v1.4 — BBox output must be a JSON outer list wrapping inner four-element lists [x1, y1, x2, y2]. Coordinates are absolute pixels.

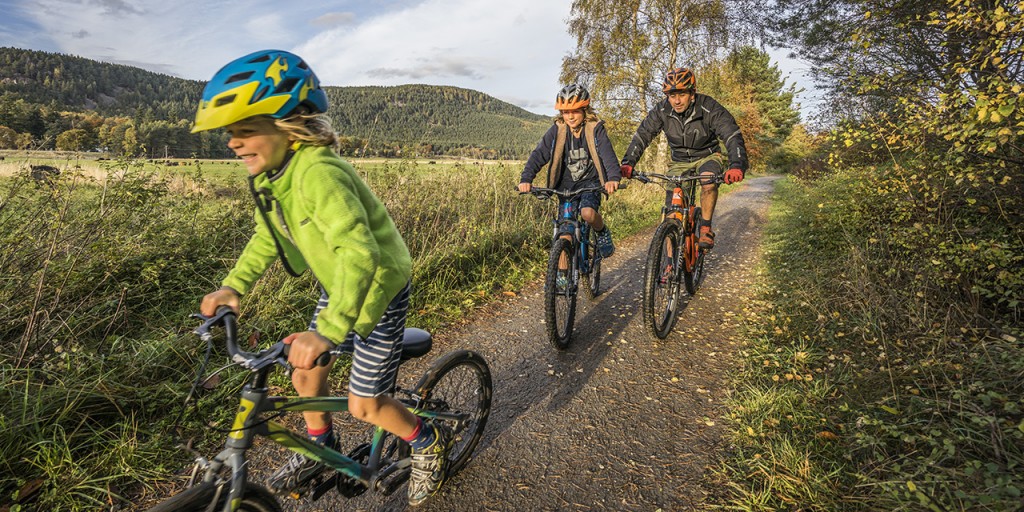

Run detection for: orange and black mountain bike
[[632, 170, 723, 339]]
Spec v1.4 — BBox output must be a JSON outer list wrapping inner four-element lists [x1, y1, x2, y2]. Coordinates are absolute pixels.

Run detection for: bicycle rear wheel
[[544, 238, 577, 349], [414, 350, 493, 475], [684, 207, 707, 295], [642, 220, 683, 339], [581, 228, 601, 299], [146, 481, 281, 512]]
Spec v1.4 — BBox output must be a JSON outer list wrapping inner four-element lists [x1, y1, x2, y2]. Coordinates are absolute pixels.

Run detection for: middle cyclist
[[518, 84, 622, 258]]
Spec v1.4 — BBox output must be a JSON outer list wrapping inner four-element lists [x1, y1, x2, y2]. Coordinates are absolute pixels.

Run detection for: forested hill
[[325, 85, 550, 159], [0, 47, 550, 159]]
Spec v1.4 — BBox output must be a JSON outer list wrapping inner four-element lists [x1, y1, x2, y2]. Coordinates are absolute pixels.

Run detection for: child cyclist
[[518, 84, 621, 260], [192, 49, 448, 506]]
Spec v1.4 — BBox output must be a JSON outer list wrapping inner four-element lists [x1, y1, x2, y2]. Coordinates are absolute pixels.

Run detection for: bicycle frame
[[553, 198, 595, 275], [639, 172, 721, 272], [527, 186, 605, 277]]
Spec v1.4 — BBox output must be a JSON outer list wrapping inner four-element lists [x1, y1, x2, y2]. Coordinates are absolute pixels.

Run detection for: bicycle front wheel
[[581, 229, 601, 299], [642, 220, 683, 339], [414, 350, 493, 475], [544, 237, 577, 349], [146, 481, 281, 512]]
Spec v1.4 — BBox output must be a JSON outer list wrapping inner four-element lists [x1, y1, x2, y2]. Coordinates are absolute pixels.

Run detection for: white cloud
[[311, 12, 356, 28], [296, 0, 573, 114]]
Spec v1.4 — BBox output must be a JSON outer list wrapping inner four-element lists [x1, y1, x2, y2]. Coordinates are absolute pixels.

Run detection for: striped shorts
[[308, 282, 410, 397]]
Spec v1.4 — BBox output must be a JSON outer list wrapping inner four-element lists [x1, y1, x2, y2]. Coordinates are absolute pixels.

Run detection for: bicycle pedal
[[282, 472, 326, 501], [309, 473, 339, 501], [376, 466, 410, 496]]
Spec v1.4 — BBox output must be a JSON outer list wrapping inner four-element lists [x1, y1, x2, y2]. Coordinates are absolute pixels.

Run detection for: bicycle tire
[[642, 220, 683, 339], [544, 238, 577, 349], [581, 228, 601, 299], [684, 207, 707, 295], [414, 350, 493, 475], [146, 480, 281, 512]]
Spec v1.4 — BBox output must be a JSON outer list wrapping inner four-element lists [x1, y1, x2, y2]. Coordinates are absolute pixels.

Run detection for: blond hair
[[275, 113, 339, 149]]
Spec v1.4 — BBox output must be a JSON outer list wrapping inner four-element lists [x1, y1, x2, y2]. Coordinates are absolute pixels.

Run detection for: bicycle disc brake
[[333, 443, 371, 498]]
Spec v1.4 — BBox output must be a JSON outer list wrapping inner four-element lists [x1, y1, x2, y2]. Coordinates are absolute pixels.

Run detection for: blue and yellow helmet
[[191, 49, 329, 133]]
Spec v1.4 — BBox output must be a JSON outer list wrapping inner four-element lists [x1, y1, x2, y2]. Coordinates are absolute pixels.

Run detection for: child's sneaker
[[596, 227, 614, 257], [408, 422, 454, 506], [555, 270, 569, 291]]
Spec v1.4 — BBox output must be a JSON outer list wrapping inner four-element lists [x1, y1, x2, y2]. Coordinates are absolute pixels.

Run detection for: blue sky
[[0, 0, 818, 117]]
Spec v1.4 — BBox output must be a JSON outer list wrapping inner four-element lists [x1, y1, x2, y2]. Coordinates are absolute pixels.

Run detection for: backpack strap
[[583, 119, 606, 186], [547, 122, 568, 189]]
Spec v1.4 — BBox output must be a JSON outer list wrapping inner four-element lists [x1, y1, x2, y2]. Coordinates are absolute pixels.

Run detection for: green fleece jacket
[[223, 144, 412, 342]]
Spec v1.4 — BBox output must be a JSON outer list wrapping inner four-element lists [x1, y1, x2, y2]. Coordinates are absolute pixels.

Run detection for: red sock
[[401, 417, 423, 442], [307, 425, 331, 437]]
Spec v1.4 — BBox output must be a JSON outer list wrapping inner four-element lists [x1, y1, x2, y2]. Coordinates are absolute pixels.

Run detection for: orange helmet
[[555, 84, 590, 110], [662, 67, 696, 94]]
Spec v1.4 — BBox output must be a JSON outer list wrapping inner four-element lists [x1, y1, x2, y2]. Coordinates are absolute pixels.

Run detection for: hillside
[[0, 47, 550, 159]]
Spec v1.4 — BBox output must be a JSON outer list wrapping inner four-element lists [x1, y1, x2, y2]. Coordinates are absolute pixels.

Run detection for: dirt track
[[274, 175, 780, 511]]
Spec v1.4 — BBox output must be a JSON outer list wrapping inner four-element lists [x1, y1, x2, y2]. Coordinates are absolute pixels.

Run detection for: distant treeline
[[0, 47, 550, 159]]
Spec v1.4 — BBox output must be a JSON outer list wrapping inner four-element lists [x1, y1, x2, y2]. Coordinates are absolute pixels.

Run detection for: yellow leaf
[[907, 481, 917, 492], [997, 21, 1007, 31], [880, 405, 900, 415]]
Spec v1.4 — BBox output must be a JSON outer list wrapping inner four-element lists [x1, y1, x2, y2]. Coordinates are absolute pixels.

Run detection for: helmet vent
[[252, 85, 269, 103], [248, 54, 272, 63], [214, 95, 236, 107], [225, 71, 254, 84], [275, 77, 299, 93]]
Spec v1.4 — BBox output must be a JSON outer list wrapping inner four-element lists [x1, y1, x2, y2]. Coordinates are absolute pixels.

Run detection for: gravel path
[[276, 175, 780, 512]]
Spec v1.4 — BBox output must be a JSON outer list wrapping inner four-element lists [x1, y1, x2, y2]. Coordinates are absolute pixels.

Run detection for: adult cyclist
[[619, 67, 748, 249]]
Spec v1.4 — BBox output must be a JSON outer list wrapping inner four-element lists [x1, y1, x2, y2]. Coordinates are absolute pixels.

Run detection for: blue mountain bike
[[522, 185, 605, 350]]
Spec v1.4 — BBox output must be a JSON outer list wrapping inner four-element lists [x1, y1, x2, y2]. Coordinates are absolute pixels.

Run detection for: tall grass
[[0, 156, 660, 510], [718, 169, 1023, 511]]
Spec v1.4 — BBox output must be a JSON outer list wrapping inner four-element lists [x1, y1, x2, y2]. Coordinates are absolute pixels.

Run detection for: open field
[[0, 150, 523, 181]]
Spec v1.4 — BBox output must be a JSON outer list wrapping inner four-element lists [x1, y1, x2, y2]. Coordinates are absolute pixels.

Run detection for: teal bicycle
[[148, 307, 492, 511]]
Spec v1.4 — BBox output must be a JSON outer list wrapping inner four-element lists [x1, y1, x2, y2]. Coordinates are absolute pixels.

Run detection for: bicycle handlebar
[[192, 307, 331, 371], [518, 185, 608, 200], [631, 170, 724, 186]]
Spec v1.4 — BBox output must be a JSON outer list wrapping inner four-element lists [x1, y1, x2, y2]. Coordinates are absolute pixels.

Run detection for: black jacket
[[621, 94, 747, 172]]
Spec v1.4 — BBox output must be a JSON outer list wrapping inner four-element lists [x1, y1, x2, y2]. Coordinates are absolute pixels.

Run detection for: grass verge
[[717, 172, 1023, 511]]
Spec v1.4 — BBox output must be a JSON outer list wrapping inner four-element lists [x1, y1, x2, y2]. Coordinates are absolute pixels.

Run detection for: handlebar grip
[[314, 352, 333, 367], [281, 343, 333, 368]]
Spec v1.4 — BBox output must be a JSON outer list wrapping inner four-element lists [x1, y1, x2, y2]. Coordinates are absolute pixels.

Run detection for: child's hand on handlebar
[[200, 287, 240, 316], [284, 331, 335, 370], [517, 182, 533, 194]]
